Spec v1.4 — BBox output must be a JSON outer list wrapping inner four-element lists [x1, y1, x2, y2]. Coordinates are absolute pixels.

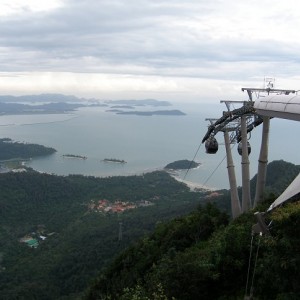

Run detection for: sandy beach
[[170, 174, 216, 191]]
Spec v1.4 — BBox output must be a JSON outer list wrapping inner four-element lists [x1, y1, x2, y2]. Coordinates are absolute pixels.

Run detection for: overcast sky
[[0, 0, 299, 102]]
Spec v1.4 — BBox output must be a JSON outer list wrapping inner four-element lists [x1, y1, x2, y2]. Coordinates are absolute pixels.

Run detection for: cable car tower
[[204, 100, 256, 218], [202, 78, 296, 218]]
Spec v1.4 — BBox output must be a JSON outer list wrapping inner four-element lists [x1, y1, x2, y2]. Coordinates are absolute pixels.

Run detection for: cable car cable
[[183, 143, 202, 180], [202, 154, 227, 186], [250, 234, 262, 297], [202, 143, 236, 186], [244, 234, 254, 298], [244, 233, 262, 299]]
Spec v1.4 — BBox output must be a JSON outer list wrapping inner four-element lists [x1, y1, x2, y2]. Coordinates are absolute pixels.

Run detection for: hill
[[0, 138, 56, 161], [250, 159, 300, 197], [85, 160, 300, 299], [0, 160, 299, 299], [115, 110, 186, 116], [105, 99, 172, 107], [85, 200, 300, 300], [164, 159, 200, 170], [0, 93, 96, 103], [0, 94, 107, 115], [0, 170, 209, 299]]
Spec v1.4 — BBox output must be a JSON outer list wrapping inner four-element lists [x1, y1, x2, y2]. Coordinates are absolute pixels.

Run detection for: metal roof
[[254, 94, 300, 121], [254, 93, 300, 211], [268, 172, 300, 211]]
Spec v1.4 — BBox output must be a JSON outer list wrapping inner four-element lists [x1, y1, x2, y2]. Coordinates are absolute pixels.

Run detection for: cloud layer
[[0, 0, 300, 100]]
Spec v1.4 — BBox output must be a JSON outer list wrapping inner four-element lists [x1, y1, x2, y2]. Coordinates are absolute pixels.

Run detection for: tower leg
[[224, 130, 241, 218], [241, 116, 252, 212], [254, 116, 270, 206]]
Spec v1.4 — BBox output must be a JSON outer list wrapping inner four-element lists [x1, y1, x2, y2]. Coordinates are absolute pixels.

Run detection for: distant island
[[103, 158, 127, 164], [0, 95, 188, 116], [0, 94, 106, 115], [0, 101, 93, 114], [0, 93, 108, 106], [0, 138, 56, 161], [0, 93, 97, 103], [164, 159, 200, 170], [116, 110, 186, 116], [105, 99, 171, 107], [104, 99, 186, 116], [110, 105, 134, 109], [62, 154, 87, 159]]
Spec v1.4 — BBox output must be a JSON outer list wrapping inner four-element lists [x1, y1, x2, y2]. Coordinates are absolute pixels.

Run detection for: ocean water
[[0, 103, 300, 190]]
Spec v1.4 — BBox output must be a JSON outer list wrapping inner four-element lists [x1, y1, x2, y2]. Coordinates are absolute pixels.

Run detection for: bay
[[0, 103, 300, 190]]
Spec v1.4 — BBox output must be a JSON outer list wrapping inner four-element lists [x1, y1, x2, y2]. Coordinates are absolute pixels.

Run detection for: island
[[103, 158, 127, 164], [116, 110, 186, 116], [0, 138, 56, 171], [103, 99, 186, 116], [164, 159, 200, 170], [104, 99, 172, 107], [0, 138, 56, 160], [0, 94, 107, 115], [110, 105, 135, 109], [62, 154, 87, 159]]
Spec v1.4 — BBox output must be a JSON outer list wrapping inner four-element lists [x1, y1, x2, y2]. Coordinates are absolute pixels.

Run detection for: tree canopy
[[1, 160, 299, 299], [0, 138, 56, 160], [85, 201, 300, 300], [164, 160, 200, 170]]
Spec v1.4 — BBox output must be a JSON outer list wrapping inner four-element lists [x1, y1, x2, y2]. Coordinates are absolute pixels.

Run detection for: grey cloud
[[0, 0, 299, 82]]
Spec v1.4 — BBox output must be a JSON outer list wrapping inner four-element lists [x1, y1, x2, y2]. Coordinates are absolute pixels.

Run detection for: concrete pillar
[[254, 116, 270, 206], [241, 116, 252, 212], [224, 130, 241, 218]]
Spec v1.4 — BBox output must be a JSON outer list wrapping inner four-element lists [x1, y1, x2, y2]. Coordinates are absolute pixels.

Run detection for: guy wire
[[183, 143, 202, 180], [202, 143, 236, 186]]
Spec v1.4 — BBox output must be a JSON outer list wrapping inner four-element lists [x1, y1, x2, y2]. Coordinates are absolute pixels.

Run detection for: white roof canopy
[[268, 172, 300, 211], [254, 93, 300, 211], [254, 94, 300, 121]]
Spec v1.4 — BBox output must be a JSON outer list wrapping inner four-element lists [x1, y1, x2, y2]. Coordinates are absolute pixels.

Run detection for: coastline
[[102, 158, 127, 163], [9, 158, 217, 191], [169, 173, 216, 191], [62, 154, 87, 159]]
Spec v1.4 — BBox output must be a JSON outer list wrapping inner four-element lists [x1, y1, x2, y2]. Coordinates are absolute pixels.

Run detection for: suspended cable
[[202, 143, 236, 186], [202, 154, 227, 186], [183, 143, 202, 180], [244, 234, 254, 298], [250, 233, 262, 298], [184, 128, 236, 184], [244, 233, 262, 299]]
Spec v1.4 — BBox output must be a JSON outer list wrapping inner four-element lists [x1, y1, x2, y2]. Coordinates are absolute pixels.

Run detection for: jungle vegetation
[[85, 200, 300, 300], [164, 160, 200, 170], [0, 160, 299, 299], [0, 170, 209, 299], [0, 138, 56, 161]]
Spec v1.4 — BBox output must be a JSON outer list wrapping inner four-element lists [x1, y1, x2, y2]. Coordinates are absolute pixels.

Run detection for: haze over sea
[[0, 101, 299, 190]]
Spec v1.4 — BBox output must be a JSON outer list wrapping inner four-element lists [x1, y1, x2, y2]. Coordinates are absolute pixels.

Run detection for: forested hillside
[[0, 170, 208, 299], [85, 201, 300, 300], [0, 138, 56, 161], [84, 160, 300, 299], [0, 160, 299, 299], [250, 159, 300, 197]]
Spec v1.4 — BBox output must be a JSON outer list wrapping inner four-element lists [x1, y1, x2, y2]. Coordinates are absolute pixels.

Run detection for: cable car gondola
[[237, 141, 251, 156], [205, 136, 218, 154]]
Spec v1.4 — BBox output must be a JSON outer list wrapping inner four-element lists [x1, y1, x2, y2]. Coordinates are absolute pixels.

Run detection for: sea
[[0, 102, 300, 190]]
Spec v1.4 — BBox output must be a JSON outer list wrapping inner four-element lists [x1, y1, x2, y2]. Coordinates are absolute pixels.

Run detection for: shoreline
[[7, 161, 218, 191], [169, 173, 216, 191], [102, 158, 127, 164], [62, 154, 87, 160]]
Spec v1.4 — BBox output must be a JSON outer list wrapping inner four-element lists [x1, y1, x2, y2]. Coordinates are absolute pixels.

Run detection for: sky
[[0, 0, 300, 102]]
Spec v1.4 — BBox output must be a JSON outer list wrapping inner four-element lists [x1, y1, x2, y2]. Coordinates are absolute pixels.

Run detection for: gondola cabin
[[205, 137, 218, 154], [237, 141, 251, 155]]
